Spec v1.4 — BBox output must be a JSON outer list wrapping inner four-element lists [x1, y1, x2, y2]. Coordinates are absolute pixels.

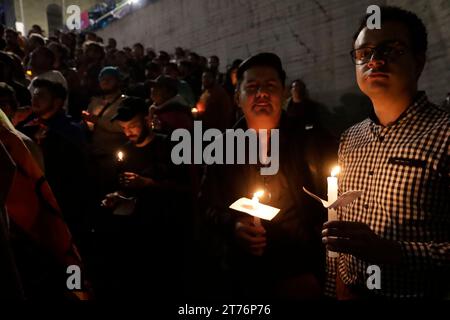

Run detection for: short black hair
[[32, 79, 67, 101], [0, 82, 18, 111], [352, 6, 428, 54], [33, 46, 56, 65], [133, 43, 144, 50], [236, 52, 286, 88]]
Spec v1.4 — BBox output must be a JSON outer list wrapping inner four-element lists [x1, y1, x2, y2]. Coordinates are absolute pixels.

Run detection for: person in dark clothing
[[97, 96, 192, 299], [20, 79, 92, 245], [198, 53, 337, 300], [286, 79, 321, 130], [148, 75, 193, 134], [0, 51, 31, 109]]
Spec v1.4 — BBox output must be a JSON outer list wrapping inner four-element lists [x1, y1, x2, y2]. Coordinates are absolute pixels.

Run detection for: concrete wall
[[96, 0, 450, 134]]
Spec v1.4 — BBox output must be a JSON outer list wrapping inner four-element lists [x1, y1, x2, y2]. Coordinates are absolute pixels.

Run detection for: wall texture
[[97, 0, 450, 134]]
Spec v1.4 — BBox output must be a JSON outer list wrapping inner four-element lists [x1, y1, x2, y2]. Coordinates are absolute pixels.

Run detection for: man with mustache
[[322, 6, 449, 299], [198, 53, 337, 300]]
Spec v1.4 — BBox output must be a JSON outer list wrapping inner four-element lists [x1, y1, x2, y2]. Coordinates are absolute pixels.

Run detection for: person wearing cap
[[99, 96, 191, 298], [28, 47, 69, 112], [148, 75, 193, 134], [198, 53, 336, 300], [83, 66, 128, 198], [20, 78, 92, 245]]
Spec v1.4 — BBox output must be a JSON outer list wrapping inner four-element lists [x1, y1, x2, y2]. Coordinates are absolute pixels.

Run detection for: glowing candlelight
[[117, 151, 124, 162], [191, 107, 198, 114], [327, 165, 340, 258], [252, 190, 264, 226]]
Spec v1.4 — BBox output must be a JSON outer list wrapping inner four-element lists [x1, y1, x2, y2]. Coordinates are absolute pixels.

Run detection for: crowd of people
[[0, 5, 448, 301]]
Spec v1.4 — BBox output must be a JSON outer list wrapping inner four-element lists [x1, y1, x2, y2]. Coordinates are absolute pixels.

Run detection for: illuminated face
[[117, 115, 148, 144], [236, 66, 284, 130], [354, 21, 424, 99]]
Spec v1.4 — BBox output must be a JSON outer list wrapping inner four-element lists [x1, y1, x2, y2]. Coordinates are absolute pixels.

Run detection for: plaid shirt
[[326, 92, 450, 298]]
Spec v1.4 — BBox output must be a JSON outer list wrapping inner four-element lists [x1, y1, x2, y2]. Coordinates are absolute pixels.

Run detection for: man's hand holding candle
[[234, 215, 267, 256], [119, 172, 154, 189], [322, 220, 402, 264]]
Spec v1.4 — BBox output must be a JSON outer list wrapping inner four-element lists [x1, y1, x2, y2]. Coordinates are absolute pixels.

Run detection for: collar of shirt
[[367, 91, 428, 141]]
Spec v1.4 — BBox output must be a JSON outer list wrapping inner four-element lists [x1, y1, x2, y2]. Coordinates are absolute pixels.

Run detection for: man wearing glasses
[[322, 6, 449, 299]]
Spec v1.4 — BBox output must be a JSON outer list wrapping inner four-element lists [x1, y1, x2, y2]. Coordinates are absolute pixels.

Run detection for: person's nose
[[367, 51, 386, 69], [256, 86, 270, 98]]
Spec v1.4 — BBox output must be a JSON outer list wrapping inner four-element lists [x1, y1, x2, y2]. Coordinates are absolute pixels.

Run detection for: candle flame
[[331, 166, 340, 177], [191, 107, 198, 114], [26, 70, 32, 77], [253, 190, 264, 200], [117, 151, 124, 161]]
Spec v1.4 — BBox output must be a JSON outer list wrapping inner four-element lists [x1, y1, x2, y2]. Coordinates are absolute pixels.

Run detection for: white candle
[[327, 166, 340, 258], [252, 190, 264, 226]]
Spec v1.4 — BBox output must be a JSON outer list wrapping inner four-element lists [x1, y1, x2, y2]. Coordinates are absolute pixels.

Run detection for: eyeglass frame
[[349, 40, 409, 65]]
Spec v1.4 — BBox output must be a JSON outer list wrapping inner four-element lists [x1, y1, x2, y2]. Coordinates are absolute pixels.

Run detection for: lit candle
[[116, 150, 125, 173], [117, 151, 124, 162], [327, 166, 340, 258], [252, 190, 264, 226]]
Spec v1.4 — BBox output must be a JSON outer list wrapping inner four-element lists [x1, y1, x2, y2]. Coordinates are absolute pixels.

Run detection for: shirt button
[[363, 204, 369, 209], [368, 171, 374, 176]]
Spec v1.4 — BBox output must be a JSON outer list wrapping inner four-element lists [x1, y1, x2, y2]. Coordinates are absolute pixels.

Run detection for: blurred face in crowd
[[354, 21, 424, 100], [5, 30, 18, 46], [31, 87, 62, 119], [107, 38, 117, 49], [202, 71, 215, 90], [117, 114, 149, 145], [85, 44, 104, 62], [99, 75, 120, 94], [291, 80, 306, 103], [208, 56, 219, 71], [163, 64, 179, 79], [29, 48, 53, 75], [151, 85, 170, 106], [236, 66, 284, 131], [133, 45, 144, 60]]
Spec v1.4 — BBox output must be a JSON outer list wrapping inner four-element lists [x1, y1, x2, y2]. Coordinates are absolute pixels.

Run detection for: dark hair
[[352, 6, 428, 54], [236, 52, 286, 89], [48, 42, 69, 61], [33, 79, 67, 101], [133, 43, 144, 50], [5, 28, 18, 36], [0, 82, 18, 111], [209, 55, 219, 61], [291, 79, 308, 97], [33, 46, 56, 65]]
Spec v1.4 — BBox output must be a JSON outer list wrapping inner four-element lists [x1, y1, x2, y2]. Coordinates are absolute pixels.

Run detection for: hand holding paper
[[302, 187, 363, 209]]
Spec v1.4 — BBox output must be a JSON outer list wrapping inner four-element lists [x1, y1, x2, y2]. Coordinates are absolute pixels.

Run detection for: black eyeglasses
[[350, 41, 408, 65]]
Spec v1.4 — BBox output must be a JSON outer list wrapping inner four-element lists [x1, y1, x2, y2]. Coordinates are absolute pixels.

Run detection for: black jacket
[[197, 112, 338, 297]]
